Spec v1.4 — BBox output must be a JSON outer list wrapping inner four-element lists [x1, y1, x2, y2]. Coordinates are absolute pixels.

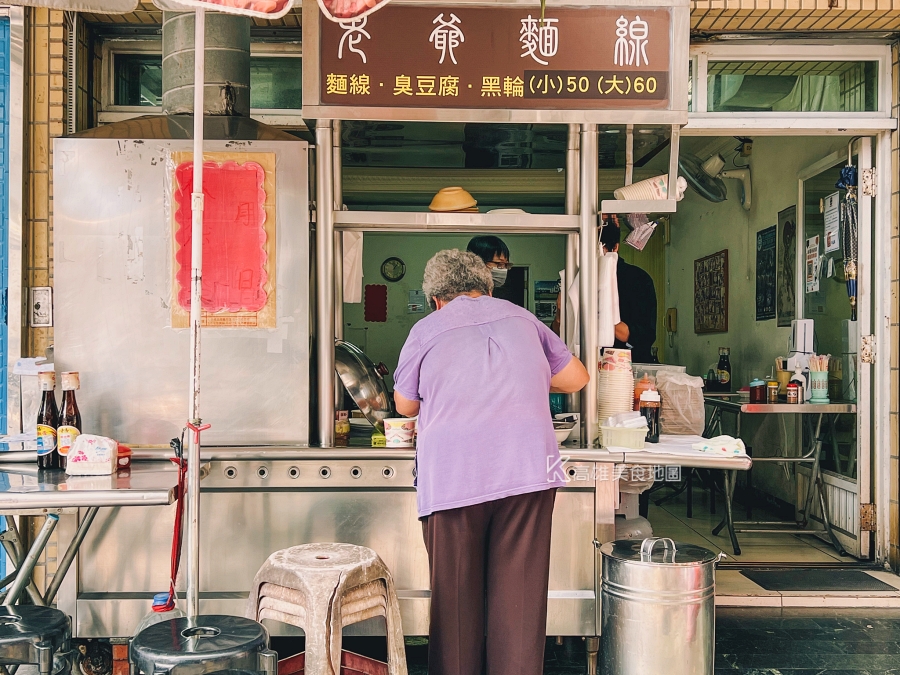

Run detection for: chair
[[0, 606, 71, 675], [246, 543, 407, 675], [129, 615, 276, 675]]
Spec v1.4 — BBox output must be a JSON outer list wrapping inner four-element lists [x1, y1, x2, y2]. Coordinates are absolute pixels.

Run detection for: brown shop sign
[[317, 6, 671, 112]]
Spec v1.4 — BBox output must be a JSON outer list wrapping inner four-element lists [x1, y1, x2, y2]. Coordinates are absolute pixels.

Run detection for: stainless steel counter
[[0, 462, 178, 512], [703, 397, 857, 415], [40, 443, 749, 638]]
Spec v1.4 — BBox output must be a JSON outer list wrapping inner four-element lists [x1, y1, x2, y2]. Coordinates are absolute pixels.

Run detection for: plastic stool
[[246, 543, 407, 675], [130, 615, 276, 675], [0, 606, 71, 675]]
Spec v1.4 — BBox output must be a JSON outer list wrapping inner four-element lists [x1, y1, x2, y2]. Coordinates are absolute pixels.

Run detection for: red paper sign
[[174, 161, 269, 315]]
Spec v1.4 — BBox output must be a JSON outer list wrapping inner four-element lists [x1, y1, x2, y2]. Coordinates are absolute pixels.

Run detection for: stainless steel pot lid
[[335, 340, 393, 432], [600, 538, 719, 565]]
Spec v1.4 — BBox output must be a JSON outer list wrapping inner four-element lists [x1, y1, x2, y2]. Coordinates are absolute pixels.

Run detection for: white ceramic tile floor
[[647, 491, 847, 563], [646, 492, 900, 607]]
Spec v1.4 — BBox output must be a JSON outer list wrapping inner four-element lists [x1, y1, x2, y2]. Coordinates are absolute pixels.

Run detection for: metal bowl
[[335, 340, 393, 432]]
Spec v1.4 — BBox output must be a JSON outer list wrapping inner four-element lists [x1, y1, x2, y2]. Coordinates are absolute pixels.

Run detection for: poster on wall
[[694, 249, 728, 334], [755, 225, 776, 321], [824, 192, 841, 253], [776, 205, 797, 328], [806, 235, 820, 294], [170, 152, 277, 329]]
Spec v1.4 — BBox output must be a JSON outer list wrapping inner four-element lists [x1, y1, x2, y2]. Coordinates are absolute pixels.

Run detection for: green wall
[[667, 135, 852, 501], [342, 233, 568, 389]]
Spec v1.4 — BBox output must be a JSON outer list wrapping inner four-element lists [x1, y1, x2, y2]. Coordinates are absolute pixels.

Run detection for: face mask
[[491, 267, 508, 288]]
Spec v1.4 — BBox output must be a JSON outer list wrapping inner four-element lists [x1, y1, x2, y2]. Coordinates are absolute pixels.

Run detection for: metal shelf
[[333, 210, 580, 233]]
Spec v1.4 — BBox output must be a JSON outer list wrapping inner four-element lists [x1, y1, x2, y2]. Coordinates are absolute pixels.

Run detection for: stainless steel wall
[[52, 138, 310, 445], [66, 459, 597, 638]]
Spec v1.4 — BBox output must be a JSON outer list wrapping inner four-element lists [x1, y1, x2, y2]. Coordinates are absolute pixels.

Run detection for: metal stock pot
[[599, 537, 723, 675]]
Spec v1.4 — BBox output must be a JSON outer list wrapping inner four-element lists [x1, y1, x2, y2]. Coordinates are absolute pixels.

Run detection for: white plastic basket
[[600, 425, 647, 450]]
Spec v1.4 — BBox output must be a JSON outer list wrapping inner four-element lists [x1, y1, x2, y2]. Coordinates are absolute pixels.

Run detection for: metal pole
[[579, 125, 599, 447], [185, 7, 206, 620], [333, 121, 344, 341], [316, 121, 336, 447], [564, 124, 581, 420], [43, 506, 98, 605], [3, 515, 58, 606]]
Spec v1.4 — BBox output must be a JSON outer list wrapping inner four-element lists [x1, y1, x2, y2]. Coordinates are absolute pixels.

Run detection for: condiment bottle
[[789, 366, 806, 403], [786, 382, 799, 404], [57, 372, 82, 471], [766, 380, 779, 403], [717, 348, 732, 392], [36, 371, 60, 470], [749, 378, 766, 404], [639, 389, 661, 444], [633, 374, 654, 411]]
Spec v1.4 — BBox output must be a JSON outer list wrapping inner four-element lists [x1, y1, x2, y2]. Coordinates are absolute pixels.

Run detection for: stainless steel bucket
[[599, 537, 721, 675]]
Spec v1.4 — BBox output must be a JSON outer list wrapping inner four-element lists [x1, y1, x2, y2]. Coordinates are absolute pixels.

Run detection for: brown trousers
[[422, 488, 557, 675]]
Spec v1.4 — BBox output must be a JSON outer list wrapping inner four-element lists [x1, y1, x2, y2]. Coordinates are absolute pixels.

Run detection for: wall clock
[[380, 257, 406, 282]]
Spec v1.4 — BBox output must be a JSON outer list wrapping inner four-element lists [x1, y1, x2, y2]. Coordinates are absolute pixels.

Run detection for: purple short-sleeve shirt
[[393, 295, 572, 517]]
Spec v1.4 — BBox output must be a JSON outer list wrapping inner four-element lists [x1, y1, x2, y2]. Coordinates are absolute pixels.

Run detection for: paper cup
[[383, 418, 416, 447]]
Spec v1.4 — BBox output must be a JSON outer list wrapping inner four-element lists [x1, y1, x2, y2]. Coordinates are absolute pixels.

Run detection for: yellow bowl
[[429, 187, 477, 212]]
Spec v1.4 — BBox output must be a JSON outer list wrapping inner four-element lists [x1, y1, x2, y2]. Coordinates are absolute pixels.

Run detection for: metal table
[[0, 461, 179, 607], [703, 397, 856, 556]]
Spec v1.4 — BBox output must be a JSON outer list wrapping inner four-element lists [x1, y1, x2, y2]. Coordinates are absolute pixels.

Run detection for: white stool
[[246, 543, 407, 675]]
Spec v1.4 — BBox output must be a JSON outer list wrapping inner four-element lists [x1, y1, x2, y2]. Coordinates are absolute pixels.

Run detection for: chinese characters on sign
[[520, 15, 558, 66], [430, 13, 464, 65], [318, 6, 671, 111]]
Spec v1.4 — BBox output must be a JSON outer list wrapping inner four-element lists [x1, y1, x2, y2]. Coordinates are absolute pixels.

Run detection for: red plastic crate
[[278, 650, 389, 675]]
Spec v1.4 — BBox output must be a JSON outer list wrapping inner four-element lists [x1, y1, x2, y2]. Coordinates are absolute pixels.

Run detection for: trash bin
[[599, 537, 722, 675]]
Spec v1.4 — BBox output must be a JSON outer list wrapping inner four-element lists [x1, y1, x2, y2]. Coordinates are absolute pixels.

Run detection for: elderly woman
[[393, 249, 589, 675]]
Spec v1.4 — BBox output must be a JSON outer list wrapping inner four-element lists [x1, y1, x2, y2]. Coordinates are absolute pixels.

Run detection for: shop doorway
[[641, 134, 878, 567]]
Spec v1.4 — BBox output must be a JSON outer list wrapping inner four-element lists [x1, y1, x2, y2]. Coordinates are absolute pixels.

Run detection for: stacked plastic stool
[[129, 615, 277, 675], [0, 606, 71, 675], [246, 543, 407, 675]]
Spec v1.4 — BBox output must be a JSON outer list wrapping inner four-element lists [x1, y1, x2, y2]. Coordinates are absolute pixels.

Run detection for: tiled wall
[[24, 6, 65, 593], [691, 0, 900, 31], [25, 7, 64, 362], [890, 41, 900, 571]]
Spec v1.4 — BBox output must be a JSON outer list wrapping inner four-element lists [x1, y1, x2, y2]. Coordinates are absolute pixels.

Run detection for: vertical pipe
[[65, 12, 76, 135], [316, 121, 336, 447], [185, 7, 205, 620], [3, 515, 57, 606], [333, 121, 344, 341], [624, 124, 634, 186], [667, 126, 681, 202], [564, 124, 580, 419], [579, 125, 599, 447]]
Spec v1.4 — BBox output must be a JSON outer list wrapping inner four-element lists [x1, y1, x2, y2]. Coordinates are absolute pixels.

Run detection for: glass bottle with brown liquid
[[58, 372, 82, 471], [36, 371, 60, 469]]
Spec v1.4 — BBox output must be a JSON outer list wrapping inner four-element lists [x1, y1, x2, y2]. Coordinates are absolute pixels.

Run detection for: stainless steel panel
[[52, 138, 310, 445], [71, 459, 598, 637]]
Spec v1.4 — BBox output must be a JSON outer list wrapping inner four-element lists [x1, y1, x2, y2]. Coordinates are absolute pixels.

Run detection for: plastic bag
[[656, 370, 705, 436]]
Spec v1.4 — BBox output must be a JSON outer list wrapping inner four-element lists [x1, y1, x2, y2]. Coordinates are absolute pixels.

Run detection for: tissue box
[[600, 425, 647, 450], [66, 435, 118, 475]]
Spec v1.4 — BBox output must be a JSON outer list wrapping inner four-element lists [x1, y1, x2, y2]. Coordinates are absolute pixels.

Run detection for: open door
[[797, 138, 874, 559]]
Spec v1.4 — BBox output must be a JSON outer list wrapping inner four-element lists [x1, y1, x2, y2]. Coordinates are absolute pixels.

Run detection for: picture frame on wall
[[756, 225, 777, 321], [694, 249, 728, 334], [776, 205, 798, 328]]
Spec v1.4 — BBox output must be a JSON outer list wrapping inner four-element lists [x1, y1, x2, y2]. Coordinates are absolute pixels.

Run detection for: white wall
[[667, 135, 851, 502]]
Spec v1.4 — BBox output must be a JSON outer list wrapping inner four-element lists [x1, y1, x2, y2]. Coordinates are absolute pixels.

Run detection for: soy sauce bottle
[[717, 347, 732, 393], [36, 372, 60, 470], [57, 372, 82, 472]]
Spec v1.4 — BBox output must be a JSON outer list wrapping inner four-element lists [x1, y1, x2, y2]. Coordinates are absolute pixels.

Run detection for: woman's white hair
[[423, 249, 493, 306]]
